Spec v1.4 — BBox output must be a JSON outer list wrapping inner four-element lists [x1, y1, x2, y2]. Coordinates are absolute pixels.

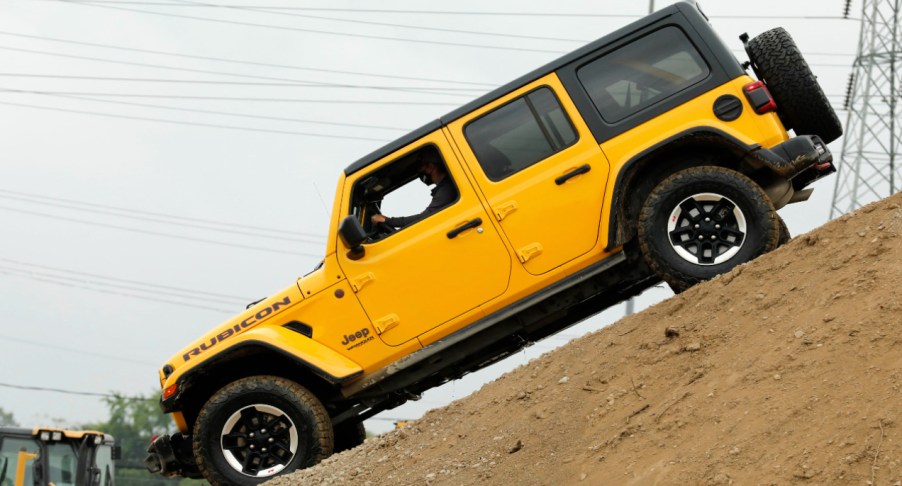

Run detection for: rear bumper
[[144, 433, 201, 479], [751, 134, 835, 187]]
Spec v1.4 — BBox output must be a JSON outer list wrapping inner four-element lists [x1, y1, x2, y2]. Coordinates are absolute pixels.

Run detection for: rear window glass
[[577, 26, 710, 122], [464, 87, 577, 181]]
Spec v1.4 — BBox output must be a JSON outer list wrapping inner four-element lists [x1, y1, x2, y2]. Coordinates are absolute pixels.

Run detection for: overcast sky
[[0, 0, 860, 434]]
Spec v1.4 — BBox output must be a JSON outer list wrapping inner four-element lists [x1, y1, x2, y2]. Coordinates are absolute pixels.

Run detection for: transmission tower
[[831, 0, 902, 216]]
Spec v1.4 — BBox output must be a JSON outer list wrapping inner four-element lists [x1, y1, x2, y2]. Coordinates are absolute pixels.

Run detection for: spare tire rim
[[220, 404, 299, 478], [666, 193, 746, 266]]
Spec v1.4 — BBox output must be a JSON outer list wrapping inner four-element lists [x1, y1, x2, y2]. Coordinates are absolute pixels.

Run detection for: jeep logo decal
[[342, 327, 374, 350]]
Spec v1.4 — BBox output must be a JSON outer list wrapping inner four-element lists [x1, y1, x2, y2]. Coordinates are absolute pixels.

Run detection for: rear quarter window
[[577, 26, 710, 123], [464, 87, 578, 181]]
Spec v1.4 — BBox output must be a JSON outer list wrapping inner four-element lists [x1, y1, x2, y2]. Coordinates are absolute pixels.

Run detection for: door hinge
[[517, 242, 544, 263], [493, 200, 518, 221], [350, 272, 376, 292], [374, 314, 400, 334]]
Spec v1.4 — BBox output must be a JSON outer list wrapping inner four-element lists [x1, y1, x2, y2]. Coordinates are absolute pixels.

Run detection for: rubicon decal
[[182, 296, 292, 362]]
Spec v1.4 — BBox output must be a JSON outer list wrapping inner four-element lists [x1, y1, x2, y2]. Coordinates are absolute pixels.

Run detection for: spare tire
[[746, 28, 843, 144]]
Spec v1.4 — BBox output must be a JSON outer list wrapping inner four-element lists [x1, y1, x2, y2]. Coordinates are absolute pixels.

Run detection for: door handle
[[555, 164, 591, 185], [447, 218, 482, 239]]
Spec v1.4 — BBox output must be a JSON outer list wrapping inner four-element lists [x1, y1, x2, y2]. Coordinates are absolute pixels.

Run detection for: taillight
[[743, 81, 777, 114]]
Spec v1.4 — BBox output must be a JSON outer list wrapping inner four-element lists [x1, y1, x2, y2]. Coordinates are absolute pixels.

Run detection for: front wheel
[[193, 376, 333, 486], [638, 166, 780, 292]]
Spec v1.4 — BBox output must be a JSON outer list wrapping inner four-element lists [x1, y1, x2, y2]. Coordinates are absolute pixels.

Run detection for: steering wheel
[[375, 221, 397, 237]]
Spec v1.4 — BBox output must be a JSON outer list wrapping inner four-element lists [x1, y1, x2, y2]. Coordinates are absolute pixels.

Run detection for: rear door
[[446, 74, 611, 275]]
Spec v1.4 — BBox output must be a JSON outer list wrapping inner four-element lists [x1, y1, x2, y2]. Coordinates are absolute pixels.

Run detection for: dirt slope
[[272, 193, 902, 486]]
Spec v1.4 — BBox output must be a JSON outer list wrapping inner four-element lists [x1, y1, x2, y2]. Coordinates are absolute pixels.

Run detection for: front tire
[[638, 166, 780, 292], [193, 376, 333, 486]]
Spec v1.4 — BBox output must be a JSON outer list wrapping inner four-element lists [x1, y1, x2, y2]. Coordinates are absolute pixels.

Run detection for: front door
[[447, 75, 610, 275], [337, 131, 511, 347]]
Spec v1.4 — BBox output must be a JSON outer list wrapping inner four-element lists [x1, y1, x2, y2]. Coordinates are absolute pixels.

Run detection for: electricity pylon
[[831, 0, 902, 216]]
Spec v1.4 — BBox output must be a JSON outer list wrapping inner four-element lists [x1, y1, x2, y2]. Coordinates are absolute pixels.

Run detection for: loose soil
[[271, 193, 902, 485]]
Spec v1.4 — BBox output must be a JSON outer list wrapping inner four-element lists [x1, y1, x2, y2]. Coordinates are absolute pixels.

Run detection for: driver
[[370, 157, 457, 230]]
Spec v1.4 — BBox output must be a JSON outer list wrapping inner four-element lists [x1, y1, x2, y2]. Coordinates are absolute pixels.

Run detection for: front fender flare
[[161, 326, 363, 413]]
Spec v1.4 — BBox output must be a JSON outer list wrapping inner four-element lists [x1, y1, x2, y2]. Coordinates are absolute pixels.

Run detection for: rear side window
[[465, 87, 577, 181], [577, 26, 710, 123]]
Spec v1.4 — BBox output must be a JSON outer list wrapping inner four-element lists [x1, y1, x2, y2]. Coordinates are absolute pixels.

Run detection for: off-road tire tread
[[638, 166, 780, 292], [193, 375, 333, 486], [333, 421, 366, 453], [777, 215, 791, 246], [747, 27, 842, 143]]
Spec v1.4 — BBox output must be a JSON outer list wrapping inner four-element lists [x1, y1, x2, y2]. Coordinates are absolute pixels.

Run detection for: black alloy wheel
[[665, 192, 748, 266], [193, 376, 332, 486], [219, 404, 298, 477]]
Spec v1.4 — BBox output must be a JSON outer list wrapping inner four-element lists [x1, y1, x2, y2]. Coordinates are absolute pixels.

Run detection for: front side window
[[577, 26, 710, 122], [94, 445, 115, 486], [465, 87, 578, 181], [348, 144, 459, 240]]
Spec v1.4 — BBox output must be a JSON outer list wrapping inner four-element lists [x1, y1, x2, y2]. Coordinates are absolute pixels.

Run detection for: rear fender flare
[[605, 127, 757, 251]]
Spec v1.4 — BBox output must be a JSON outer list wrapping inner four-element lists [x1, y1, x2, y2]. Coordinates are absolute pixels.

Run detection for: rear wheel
[[638, 166, 780, 292], [333, 421, 366, 453], [193, 376, 333, 486], [777, 215, 791, 246], [746, 27, 842, 143]]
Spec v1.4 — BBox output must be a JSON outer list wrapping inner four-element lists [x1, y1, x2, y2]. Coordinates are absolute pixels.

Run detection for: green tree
[[85, 393, 203, 486], [0, 407, 17, 427]]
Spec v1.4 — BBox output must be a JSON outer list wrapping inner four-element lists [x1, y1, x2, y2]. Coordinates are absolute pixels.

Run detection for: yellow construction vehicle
[[0, 427, 118, 486]]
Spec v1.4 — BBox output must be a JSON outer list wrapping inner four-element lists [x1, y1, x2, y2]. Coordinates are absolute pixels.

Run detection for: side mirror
[[338, 215, 366, 260]]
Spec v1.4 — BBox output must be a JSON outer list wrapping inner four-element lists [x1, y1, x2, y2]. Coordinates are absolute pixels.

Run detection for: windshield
[[46, 442, 77, 486], [0, 437, 40, 486]]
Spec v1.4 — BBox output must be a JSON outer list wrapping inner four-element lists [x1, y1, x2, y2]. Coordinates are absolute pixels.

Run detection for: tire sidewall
[[195, 378, 329, 485]]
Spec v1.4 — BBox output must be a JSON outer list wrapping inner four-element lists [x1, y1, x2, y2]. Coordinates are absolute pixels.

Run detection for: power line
[[39, 1, 861, 20], [0, 262, 247, 306], [52, 1, 565, 54], [0, 188, 325, 240], [0, 99, 392, 142], [0, 333, 158, 367], [0, 266, 238, 313], [1, 257, 249, 301], [166, 0, 588, 44], [0, 381, 138, 400], [0, 87, 410, 133], [0, 187, 326, 245], [0, 90, 462, 105], [0, 204, 325, 257], [0, 30, 496, 88], [0, 46, 483, 97]]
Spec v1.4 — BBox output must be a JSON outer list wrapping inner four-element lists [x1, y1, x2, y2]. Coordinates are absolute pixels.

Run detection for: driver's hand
[[371, 214, 387, 224]]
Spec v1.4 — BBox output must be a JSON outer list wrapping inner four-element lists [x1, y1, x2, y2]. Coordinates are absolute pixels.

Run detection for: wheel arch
[[169, 342, 359, 433], [605, 127, 761, 251]]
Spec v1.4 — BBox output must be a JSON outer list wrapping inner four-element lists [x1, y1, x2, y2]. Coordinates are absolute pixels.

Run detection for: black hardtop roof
[[344, 1, 704, 176], [0, 426, 32, 436]]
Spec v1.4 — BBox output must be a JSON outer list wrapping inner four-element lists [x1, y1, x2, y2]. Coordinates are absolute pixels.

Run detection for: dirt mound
[[271, 193, 902, 485]]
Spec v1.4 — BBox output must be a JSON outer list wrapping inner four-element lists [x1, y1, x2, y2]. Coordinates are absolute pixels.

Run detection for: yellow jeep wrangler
[[145, 2, 840, 484]]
